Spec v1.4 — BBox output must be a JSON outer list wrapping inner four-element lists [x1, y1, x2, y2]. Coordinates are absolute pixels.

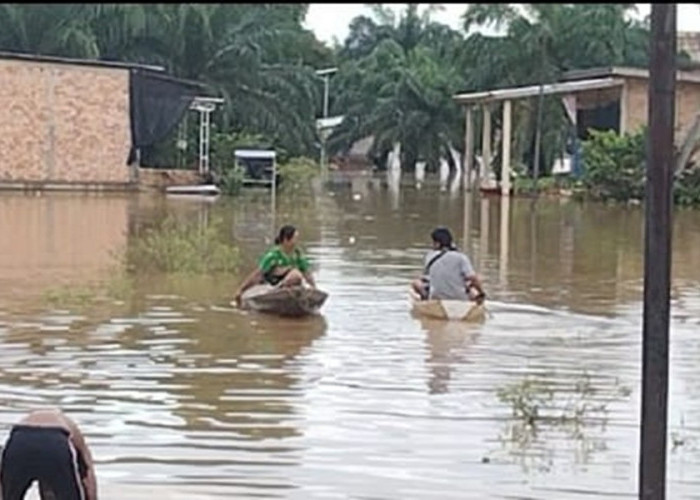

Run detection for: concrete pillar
[[463, 106, 474, 191], [481, 104, 492, 190], [501, 100, 512, 197]]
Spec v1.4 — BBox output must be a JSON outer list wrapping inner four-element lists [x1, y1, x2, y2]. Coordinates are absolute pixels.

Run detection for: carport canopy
[[452, 77, 626, 194]]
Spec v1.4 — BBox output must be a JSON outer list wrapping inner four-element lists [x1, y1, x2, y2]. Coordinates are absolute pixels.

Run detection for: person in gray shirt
[[411, 227, 486, 302]]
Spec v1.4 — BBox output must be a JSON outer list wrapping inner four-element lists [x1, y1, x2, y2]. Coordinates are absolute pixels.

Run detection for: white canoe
[[238, 284, 328, 317], [410, 291, 486, 322], [165, 184, 221, 196]]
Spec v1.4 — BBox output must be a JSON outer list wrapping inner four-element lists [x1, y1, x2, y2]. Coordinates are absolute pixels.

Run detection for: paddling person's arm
[[303, 271, 316, 289], [467, 274, 486, 304], [461, 254, 486, 304], [234, 269, 263, 305], [63, 415, 98, 500], [298, 252, 316, 289]]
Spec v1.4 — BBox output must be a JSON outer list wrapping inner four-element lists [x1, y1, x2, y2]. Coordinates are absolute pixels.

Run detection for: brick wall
[[0, 59, 132, 186], [623, 77, 648, 134], [623, 76, 700, 143]]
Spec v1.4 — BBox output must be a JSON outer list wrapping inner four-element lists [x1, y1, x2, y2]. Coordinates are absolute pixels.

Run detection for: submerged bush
[[674, 167, 700, 206], [124, 216, 240, 274], [581, 128, 647, 202], [278, 156, 320, 192]]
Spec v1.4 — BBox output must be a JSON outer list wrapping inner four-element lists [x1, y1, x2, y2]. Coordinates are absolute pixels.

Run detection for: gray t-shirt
[[423, 249, 476, 300]]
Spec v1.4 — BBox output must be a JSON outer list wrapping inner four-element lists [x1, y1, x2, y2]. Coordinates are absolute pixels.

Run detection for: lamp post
[[315, 67, 338, 175]]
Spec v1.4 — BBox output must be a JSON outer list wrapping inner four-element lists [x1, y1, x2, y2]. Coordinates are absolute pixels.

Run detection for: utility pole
[[639, 4, 676, 500]]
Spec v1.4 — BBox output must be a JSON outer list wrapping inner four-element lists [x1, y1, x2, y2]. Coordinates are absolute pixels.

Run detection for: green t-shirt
[[258, 245, 310, 274]]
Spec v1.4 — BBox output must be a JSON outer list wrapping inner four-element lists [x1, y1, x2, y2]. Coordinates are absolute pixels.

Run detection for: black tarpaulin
[[127, 69, 203, 165]]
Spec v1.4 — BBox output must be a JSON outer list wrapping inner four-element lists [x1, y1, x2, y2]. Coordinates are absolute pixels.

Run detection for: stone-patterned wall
[[0, 58, 132, 185]]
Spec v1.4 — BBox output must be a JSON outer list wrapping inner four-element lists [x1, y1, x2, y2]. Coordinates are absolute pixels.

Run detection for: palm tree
[[0, 4, 98, 58], [330, 5, 465, 172], [122, 4, 322, 157]]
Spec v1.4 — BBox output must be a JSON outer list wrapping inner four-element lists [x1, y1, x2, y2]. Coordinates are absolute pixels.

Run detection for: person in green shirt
[[234, 225, 316, 305]]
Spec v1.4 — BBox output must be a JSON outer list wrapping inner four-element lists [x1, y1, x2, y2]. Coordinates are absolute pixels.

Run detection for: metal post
[[203, 109, 211, 176], [271, 155, 277, 220], [639, 4, 676, 500], [321, 76, 329, 176], [323, 75, 330, 119], [198, 108, 205, 176]]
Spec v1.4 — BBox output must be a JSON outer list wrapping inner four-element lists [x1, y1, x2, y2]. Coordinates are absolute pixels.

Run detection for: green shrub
[[513, 175, 571, 195], [124, 216, 240, 274], [218, 165, 246, 195], [674, 167, 700, 206], [581, 128, 647, 202], [278, 157, 320, 192]]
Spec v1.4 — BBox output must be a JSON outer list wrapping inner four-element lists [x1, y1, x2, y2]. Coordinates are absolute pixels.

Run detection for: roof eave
[[452, 77, 625, 105]]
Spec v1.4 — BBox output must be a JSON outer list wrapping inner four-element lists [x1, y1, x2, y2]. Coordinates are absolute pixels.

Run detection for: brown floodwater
[[2, 173, 700, 499]]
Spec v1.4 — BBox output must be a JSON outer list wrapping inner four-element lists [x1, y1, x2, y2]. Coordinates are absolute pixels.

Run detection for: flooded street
[[2, 174, 700, 499]]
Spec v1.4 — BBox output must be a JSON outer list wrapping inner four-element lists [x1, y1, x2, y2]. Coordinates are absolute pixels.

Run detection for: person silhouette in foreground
[[234, 224, 316, 305], [412, 226, 486, 303], [0, 408, 98, 500]]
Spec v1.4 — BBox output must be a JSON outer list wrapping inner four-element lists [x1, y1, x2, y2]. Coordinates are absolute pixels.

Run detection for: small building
[[453, 66, 700, 194], [0, 51, 209, 191]]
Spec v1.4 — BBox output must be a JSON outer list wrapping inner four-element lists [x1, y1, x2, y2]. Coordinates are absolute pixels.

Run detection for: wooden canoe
[[410, 290, 486, 323], [238, 284, 328, 317]]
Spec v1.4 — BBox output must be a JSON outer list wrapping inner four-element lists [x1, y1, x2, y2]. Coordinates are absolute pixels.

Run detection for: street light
[[315, 67, 338, 175]]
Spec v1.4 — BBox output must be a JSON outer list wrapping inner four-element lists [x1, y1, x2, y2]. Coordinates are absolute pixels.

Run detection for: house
[[453, 66, 700, 194], [0, 51, 209, 191]]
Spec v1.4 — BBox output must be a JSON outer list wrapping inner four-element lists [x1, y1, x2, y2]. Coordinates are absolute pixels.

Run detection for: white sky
[[305, 3, 700, 46]]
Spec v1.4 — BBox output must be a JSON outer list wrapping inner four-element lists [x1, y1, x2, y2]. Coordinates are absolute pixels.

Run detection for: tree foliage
[[0, 3, 691, 186], [0, 3, 333, 162]]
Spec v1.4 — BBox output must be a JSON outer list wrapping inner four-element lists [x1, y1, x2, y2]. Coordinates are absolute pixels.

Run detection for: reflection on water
[[2, 177, 700, 499]]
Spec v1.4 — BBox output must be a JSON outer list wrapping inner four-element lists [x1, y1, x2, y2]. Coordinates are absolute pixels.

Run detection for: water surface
[[1, 177, 700, 499]]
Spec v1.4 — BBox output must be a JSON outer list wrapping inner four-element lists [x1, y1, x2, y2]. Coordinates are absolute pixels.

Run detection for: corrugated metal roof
[[453, 77, 624, 105]]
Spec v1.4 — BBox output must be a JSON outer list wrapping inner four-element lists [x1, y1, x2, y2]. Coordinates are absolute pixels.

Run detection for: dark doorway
[[576, 100, 621, 140]]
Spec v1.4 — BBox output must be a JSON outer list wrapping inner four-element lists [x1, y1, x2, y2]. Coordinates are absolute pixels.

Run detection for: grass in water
[[43, 215, 240, 309], [122, 215, 240, 275]]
